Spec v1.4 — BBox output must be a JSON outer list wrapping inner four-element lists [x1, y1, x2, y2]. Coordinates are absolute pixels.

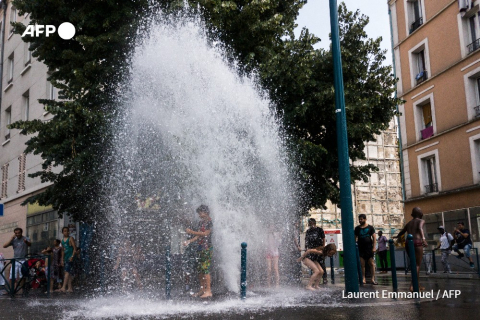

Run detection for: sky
[[295, 0, 393, 67]]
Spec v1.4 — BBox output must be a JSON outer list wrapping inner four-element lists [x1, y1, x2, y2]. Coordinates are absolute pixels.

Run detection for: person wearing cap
[[434, 226, 454, 274]]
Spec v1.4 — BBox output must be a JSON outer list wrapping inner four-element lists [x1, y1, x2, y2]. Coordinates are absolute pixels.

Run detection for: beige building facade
[[308, 120, 405, 239], [389, 0, 480, 244], [0, 1, 67, 257]]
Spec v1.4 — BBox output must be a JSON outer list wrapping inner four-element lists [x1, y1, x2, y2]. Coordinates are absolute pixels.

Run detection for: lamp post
[[329, 0, 359, 293]]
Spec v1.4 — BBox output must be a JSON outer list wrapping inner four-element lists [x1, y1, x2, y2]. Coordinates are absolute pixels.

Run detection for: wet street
[[1, 274, 479, 320]]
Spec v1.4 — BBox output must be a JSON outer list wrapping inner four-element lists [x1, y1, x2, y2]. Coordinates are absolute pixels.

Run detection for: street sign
[[0, 203, 3, 216]]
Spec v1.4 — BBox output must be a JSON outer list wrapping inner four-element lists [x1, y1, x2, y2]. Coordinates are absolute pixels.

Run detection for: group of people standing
[[1, 226, 78, 294]]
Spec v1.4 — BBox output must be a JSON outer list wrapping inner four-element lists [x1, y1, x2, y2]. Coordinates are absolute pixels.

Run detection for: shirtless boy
[[394, 207, 428, 291]]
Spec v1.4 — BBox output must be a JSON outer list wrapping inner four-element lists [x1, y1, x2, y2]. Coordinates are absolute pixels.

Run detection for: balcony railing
[[415, 70, 428, 85], [475, 105, 480, 117], [410, 17, 423, 34], [425, 183, 438, 194], [467, 38, 480, 54]]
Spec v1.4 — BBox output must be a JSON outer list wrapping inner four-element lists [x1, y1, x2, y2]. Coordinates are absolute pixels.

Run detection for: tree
[[259, 4, 401, 211], [10, 0, 154, 221], [10, 0, 399, 220]]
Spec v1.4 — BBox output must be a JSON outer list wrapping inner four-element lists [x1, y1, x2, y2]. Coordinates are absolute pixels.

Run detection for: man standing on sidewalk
[[2, 228, 31, 292], [355, 214, 377, 285], [435, 226, 454, 274], [453, 222, 475, 269]]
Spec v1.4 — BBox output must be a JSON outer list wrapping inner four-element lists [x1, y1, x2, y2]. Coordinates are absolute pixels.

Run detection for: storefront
[[26, 203, 59, 254]]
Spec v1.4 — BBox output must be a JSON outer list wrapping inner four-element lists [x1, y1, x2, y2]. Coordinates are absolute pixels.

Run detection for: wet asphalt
[[0, 273, 478, 320]]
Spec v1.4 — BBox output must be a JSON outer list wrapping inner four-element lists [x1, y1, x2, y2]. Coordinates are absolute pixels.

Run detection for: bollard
[[241, 242, 247, 299], [355, 243, 363, 286], [330, 255, 335, 284], [406, 234, 419, 293], [388, 239, 398, 292], [166, 245, 171, 299], [10, 259, 16, 297], [431, 249, 437, 274], [475, 248, 480, 277], [100, 252, 105, 294], [47, 254, 51, 297]]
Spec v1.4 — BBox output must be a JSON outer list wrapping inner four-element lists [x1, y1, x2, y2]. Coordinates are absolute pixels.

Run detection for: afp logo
[[22, 22, 75, 40]]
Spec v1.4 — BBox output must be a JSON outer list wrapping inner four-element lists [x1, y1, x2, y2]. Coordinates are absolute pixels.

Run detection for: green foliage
[[177, 1, 401, 211], [10, 0, 154, 221], [259, 4, 401, 210], [10, 0, 399, 219]]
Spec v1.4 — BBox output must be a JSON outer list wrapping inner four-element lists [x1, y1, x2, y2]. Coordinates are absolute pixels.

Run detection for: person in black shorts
[[354, 214, 377, 285], [301, 218, 325, 290]]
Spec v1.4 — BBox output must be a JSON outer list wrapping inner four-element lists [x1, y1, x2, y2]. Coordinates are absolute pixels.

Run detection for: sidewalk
[[0, 274, 479, 320]]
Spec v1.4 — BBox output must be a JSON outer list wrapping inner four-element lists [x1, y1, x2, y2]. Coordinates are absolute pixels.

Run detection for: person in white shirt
[[434, 226, 454, 274]]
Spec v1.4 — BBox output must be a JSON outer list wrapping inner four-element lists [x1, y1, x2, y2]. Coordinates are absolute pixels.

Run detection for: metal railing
[[425, 182, 438, 194], [0, 255, 51, 297], [467, 38, 480, 54], [416, 70, 428, 85], [410, 17, 423, 34]]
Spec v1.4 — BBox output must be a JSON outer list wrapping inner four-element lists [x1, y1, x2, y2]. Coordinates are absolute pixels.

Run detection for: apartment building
[[0, 1, 73, 256], [389, 0, 480, 245]]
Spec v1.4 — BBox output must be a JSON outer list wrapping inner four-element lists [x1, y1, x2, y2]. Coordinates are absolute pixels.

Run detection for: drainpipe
[[0, 1, 7, 109], [388, 1, 407, 205]]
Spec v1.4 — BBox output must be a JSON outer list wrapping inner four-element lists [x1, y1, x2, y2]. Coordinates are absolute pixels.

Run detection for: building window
[[5, 107, 11, 141], [475, 78, 480, 118], [417, 149, 441, 195], [9, 6, 16, 36], [407, 0, 424, 34], [17, 153, 26, 193], [413, 93, 436, 141], [48, 81, 55, 100], [414, 50, 427, 85], [467, 15, 480, 53], [462, 65, 480, 120], [423, 157, 438, 193], [1, 163, 8, 199], [7, 53, 14, 83], [27, 211, 58, 254], [24, 42, 31, 65], [23, 91, 30, 120], [469, 133, 480, 184], [408, 39, 430, 88], [420, 102, 433, 139]]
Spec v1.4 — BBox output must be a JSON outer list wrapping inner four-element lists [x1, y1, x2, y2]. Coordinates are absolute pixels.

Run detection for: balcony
[[475, 105, 480, 117], [410, 17, 423, 34], [420, 126, 434, 140], [467, 38, 480, 54], [425, 183, 438, 194], [415, 70, 428, 85]]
